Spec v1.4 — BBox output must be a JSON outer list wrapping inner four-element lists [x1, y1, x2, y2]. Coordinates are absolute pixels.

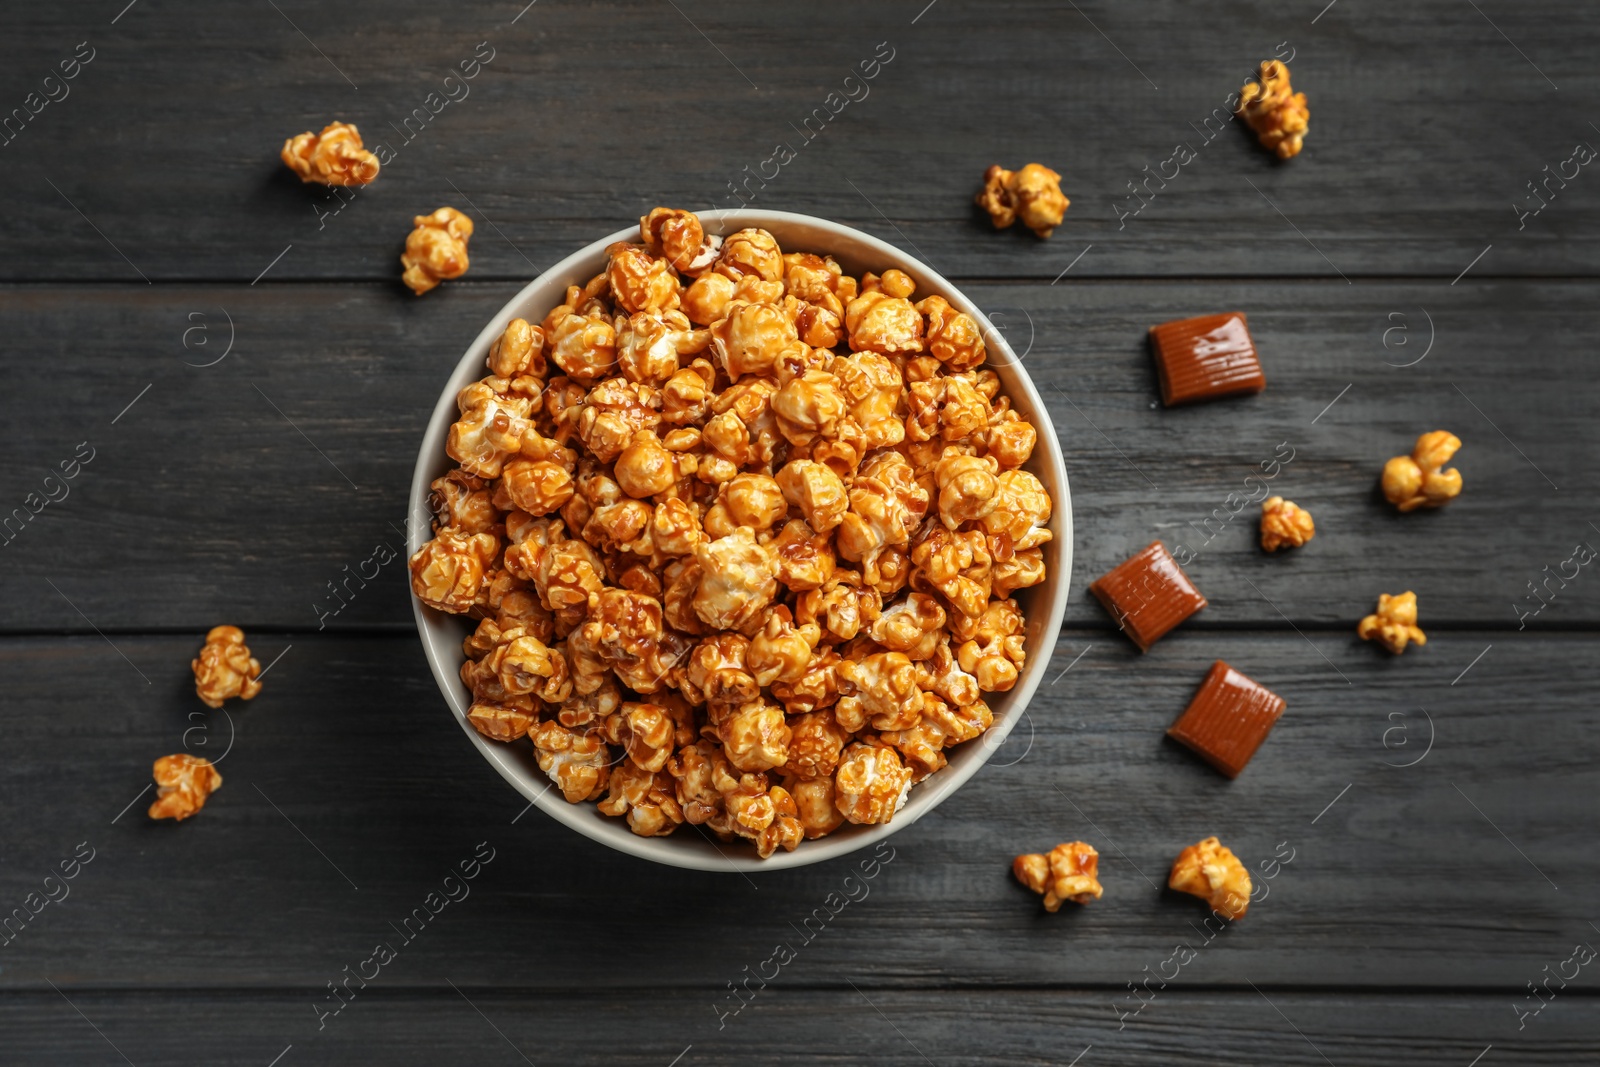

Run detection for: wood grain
[[4, 988, 1594, 1066], [4, 1, 1596, 1060], [1, 1, 1597, 282], [0, 279, 1590, 631], [1, 633, 1591, 990]]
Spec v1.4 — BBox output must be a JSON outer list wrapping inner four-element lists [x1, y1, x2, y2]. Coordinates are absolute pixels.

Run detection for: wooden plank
[[2, 632, 1593, 990], [2, 988, 1594, 1066], [2, 1, 1597, 281], [0, 279, 1592, 631]]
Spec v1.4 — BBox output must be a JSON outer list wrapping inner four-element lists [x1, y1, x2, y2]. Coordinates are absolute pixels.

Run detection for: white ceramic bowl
[[409, 209, 1071, 871]]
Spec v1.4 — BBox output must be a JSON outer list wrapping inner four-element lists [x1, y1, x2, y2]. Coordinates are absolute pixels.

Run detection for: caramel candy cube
[[1089, 541, 1207, 652], [1148, 313, 1265, 407], [1167, 661, 1285, 778]]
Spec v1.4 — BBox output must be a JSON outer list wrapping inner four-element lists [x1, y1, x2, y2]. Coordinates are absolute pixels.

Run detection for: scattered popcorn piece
[[1259, 496, 1315, 551], [1012, 841, 1103, 911], [974, 163, 1069, 238], [280, 121, 380, 186], [402, 207, 474, 295], [147, 754, 222, 822], [1168, 836, 1252, 920], [192, 625, 263, 709], [1358, 591, 1426, 654], [1237, 60, 1309, 160], [1382, 431, 1463, 512]]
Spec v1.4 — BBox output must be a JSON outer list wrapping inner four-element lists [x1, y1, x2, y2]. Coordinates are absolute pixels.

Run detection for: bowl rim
[[407, 208, 1072, 872]]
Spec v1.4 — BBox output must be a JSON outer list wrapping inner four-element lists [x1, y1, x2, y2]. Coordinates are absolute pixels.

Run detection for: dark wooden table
[[4, 1, 1597, 1063]]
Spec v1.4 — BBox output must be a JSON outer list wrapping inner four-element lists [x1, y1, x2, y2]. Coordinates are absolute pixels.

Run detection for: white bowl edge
[[407, 209, 1073, 872]]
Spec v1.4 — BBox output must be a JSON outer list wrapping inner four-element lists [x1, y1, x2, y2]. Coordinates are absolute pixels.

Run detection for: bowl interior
[[408, 209, 1072, 872]]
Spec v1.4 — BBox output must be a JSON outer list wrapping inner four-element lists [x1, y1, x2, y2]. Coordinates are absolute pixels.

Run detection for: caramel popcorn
[[669, 739, 737, 825], [1358, 591, 1426, 655], [410, 527, 500, 613], [845, 287, 923, 356], [906, 375, 990, 444], [870, 591, 946, 660], [280, 121, 380, 186], [833, 352, 905, 452], [693, 527, 780, 632], [432, 470, 499, 534], [837, 451, 929, 574], [617, 309, 708, 386], [711, 473, 787, 534], [992, 548, 1046, 598], [770, 646, 842, 714], [984, 406, 1037, 470], [467, 699, 537, 742], [640, 207, 721, 275], [951, 598, 1025, 692], [882, 691, 990, 779], [717, 701, 792, 772], [917, 296, 987, 372], [1259, 496, 1315, 551], [447, 380, 531, 478], [796, 571, 881, 644], [682, 633, 758, 711], [598, 762, 684, 837], [682, 273, 739, 327], [402, 207, 474, 295], [769, 518, 838, 592], [484, 627, 571, 704], [487, 318, 547, 380], [936, 452, 1001, 529], [1238, 60, 1309, 160], [531, 720, 610, 802], [975, 163, 1069, 238], [910, 524, 992, 619], [836, 652, 920, 732], [785, 774, 845, 838], [983, 470, 1052, 557], [712, 301, 799, 379], [834, 742, 913, 824], [776, 459, 848, 534], [717, 228, 783, 282], [501, 459, 576, 516], [1169, 836, 1252, 920], [548, 306, 619, 385], [1381, 431, 1463, 512], [1013, 842, 1102, 911], [711, 773, 803, 858], [608, 243, 682, 313], [782, 709, 849, 779], [750, 785, 805, 858], [192, 625, 263, 709], [603, 701, 678, 772], [748, 607, 821, 686], [147, 754, 223, 822], [410, 207, 1053, 855]]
